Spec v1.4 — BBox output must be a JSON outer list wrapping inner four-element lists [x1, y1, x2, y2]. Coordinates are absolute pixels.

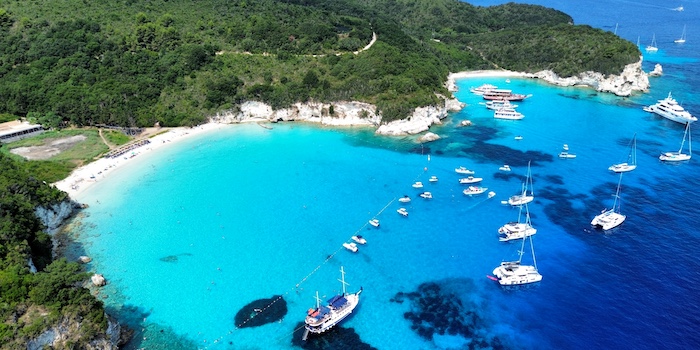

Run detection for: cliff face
[[534, 57, 650, 96], [27, 315, 122, 350], [211, 96, 465, 136]]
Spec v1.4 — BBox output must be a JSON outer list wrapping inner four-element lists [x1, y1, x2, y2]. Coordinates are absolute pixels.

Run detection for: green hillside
[[0, 0, 638, 126]]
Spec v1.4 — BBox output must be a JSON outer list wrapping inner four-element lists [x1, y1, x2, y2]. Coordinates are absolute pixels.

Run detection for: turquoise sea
[[67, 1, 700, 349]]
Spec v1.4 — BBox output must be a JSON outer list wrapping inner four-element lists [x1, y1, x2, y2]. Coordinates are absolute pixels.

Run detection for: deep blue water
[[65, 1, 700, 349]]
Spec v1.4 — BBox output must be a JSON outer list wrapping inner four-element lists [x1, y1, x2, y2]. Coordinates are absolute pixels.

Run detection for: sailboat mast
[[613, 172, 623, 213], [679, 123, 690, 153], [338, 266, 348, 295], [530, 236, 538, 270], [527, 160, 534, 196], [632, 133, 637, 165], [689, 124, 692, 156], [518, 234, 526, 263]]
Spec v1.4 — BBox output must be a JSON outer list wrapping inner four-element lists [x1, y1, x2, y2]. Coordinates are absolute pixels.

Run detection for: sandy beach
[[52, 69, 534, 201], [52, 122, 225, 200]]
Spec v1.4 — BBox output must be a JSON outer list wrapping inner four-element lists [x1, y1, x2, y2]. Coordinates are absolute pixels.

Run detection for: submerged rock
[[234, 295, 287, 328], [391, 280, 510, 349], [291, 322, 376, 350]]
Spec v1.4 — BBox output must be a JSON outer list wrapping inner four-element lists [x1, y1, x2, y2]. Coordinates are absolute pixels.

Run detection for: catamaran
[[609, 133, 637, 172], [499, 203, 537, 242], [303, 266, 362, 340], [660, 122, 692, 161], [489, 233, 542, 286], [591, 173, 626, 230], [508, 161, 534, 206]]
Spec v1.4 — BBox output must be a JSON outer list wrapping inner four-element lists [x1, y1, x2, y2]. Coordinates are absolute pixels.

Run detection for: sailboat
[[591, 173, 626, 230], [660, 122, 692, 161], [498, 203, 537, 242], [675, 25, 687, 44], [303, 266, 362, 339], [489, 233, 542, 286], [609, 133, 637, 172], [507, 161, 534, 206], [646, 33, 659, 52]]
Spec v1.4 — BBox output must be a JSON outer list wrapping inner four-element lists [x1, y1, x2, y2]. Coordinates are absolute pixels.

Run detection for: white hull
[[498, 222, 537, 241], [459, 177, 483, 184], [492, 262, 542, 286], [342, 242, 358, 252], [508, 195, 533, 206], [609, 163, 637, 173], [305, 291, 361, 334], [399, 197, 411, 203], [591, 210, 626, 231], [455, 167, 475, 175], [463, 186, 488, 196], [644, 93, 697, 124], [494, 108, 524, 120], [660, 152, 691, 161]]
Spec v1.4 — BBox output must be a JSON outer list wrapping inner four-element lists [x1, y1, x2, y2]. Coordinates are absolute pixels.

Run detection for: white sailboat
[[508, 161, 534, 206], [660, 122, 692, 161], [646, 33, 659, 52], [303, 266, 362, 339], [609, 133, 637, 172], [675, 25, 687, 44], [591, 173, 626, 230], [489, 233, 542, 286], [498, 203, 537, 242]]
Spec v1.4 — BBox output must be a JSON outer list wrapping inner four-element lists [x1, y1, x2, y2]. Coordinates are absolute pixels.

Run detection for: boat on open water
[[303, 267, 362, 339]]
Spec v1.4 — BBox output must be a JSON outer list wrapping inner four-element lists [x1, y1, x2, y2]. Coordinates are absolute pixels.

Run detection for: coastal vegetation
[[0, 2, 640, 345], [0, 152, 109, 348], [0, 0, 639, 129]]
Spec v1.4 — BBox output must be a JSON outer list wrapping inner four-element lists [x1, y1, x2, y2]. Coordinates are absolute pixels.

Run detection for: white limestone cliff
[[211, 95, 465, 137], [534, 57, 650, 97], [212, 101, 381, 126]]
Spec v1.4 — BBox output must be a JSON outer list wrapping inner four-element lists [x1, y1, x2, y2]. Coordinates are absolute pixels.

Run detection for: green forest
[[0, 0, 642, 346], [0, 152, 108, 347], [0, 0, 639, 128]]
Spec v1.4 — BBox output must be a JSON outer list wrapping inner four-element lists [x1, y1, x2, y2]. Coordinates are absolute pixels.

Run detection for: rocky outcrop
[[91, 274, 106, 286], [27, 315, 123, 350], [649, 63, 663, 77], [212, 101, 381, 126], [417, 132, 441, 143], [375, 105, 447, 136], [534, 57, 649, 96]]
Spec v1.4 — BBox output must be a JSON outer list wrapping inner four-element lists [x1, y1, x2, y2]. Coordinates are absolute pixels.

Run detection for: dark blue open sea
[[65, 1, 700, 349]]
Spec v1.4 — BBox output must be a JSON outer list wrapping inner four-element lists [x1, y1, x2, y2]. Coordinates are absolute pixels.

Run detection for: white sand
[[52, 122, 224, 201], [52, 70, 534, 201]]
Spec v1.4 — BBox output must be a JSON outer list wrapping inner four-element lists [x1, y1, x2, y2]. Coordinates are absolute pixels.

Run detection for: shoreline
[[52, 122, 224, 201], [52, 65, 646, 201]]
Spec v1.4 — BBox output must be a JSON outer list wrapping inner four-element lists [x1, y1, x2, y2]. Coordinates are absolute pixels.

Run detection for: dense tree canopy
[[0, 152, 107, 347], [0, 0, 639, 126]]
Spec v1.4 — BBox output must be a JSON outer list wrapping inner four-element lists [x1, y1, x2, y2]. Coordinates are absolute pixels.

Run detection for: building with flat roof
[[0, 120, 44, 143]]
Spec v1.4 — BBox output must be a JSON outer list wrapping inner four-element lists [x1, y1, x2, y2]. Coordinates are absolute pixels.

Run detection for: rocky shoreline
[[212, 58, 653, 138]]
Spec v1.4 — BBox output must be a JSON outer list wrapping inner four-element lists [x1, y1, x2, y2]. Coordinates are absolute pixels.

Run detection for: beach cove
[[59, 54, 700, 350]]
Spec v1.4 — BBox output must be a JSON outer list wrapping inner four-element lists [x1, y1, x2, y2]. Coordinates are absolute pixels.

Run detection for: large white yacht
[[644, 92, 697, 124], [303, 267, 362, 339], [494, 107, 524, 120]]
